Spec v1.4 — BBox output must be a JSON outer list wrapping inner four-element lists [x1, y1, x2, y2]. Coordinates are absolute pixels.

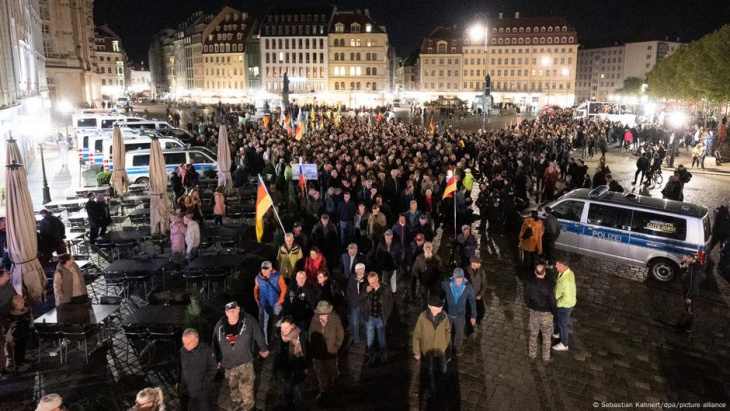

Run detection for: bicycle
[[649, 169, 663, 186]]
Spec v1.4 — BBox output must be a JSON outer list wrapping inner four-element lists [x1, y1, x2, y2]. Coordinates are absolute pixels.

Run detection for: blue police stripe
[[559, 220, 700, 254]]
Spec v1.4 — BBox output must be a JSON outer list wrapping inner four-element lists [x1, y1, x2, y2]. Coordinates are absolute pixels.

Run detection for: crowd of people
[[2, 102, 723, 410]]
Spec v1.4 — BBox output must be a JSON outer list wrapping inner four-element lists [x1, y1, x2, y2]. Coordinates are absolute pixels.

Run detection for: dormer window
[[365, 24, 372, 33], [351, 23, 360, 33], [335, 23, 344, 32]]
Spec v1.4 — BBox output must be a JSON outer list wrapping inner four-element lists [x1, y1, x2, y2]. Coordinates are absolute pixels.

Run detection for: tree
[[616, 77, 644, 95]]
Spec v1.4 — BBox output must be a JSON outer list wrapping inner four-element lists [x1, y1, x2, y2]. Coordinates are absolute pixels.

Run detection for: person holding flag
[[429, 117, 435, 135], [376, 112, 384, 125], [256, 175, 286, 242], [298, 158, 307, 198], [442, 170, 457, 233]]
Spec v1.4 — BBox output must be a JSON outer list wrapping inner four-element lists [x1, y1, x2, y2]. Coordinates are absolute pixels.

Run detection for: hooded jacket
[[441, 276, 476, 319]]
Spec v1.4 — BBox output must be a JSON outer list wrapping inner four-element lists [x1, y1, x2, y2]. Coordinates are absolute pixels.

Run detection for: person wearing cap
[[276, 233, 303, 282], [35, 393, 66, 411], [311, 214, 340, 269], [283, 271, 318, 333], [375, 229, 404, 293], [346, 263, 368, 345], [412, 295, 451, 398], [442, 268, 477, 356], [212, 301, 269, 411], [292, 222, 309, 253], [178, 328, 217, 411], [360, 271, 394, 365], [456, 225, 478, 269], [679, 253, 704, 333], [519, 210, 544, 272], [340, 243, 365, 285], [524, 264, 557, 362], [465, 256, 486, 331], [367, 204, 388, 250], [254, 261, 287, 344], [552, 260, 576, 352], [308, 300, 344, 402], [413, 213, 434, 242]]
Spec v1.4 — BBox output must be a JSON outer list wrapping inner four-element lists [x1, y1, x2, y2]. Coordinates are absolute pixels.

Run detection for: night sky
[[94, 0, 730, 63]]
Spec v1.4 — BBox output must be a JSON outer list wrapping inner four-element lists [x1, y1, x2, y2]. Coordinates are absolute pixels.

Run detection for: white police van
[[539, 186, 711, 281], [102, 136, 186, 171], [125, 147, 218, 184]]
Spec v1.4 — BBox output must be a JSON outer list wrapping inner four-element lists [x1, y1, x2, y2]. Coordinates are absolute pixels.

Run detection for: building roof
[[94, 25, 123, 54], [421, 26, 463, 54], [202, 7, 256, 54], [330, 9, 385, 34], [260, 6, 335, 37], [401, 48, 420, 66], [487, 15, 576, 33]]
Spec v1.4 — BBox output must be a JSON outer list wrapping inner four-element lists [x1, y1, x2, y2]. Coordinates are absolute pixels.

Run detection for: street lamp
[[39, 140, 51, 204], [469, 18, 489, 130], [58, 100, 73, 138], [541, 56, 552, 105]]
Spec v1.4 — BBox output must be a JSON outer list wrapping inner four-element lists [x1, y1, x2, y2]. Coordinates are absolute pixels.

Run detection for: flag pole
[[259, 174, 286, 233], [454, 187, 457, 235]]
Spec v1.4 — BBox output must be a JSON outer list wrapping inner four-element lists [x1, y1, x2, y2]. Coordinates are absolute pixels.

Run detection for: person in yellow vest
[[552, 260, 576, 351], [462, 168, 474, 198]]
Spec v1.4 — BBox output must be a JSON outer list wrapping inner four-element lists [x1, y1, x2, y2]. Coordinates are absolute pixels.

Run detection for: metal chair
[[60, 324, 96, 364], [129, 214, 148, 228], [115, 239, 139, 259], [205, 269, 228, 299], [95, 241, 118, 263], [227, 212, 243, 225], [183, 268, 206, 296], [121, 199, 137, 212], [218, 236, 237, 254], [122, 324, 150, 363], [147, 325, 178, 360], [125, 271, 152, 299], [102, 270, 128, 299], [197, 238, 217, 257], [35, 324, 63, 364], [99, 295, 124, 328]]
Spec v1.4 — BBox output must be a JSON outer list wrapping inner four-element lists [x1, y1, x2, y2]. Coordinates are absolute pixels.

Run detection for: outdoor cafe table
[[201, 225, 246, 238], [127, 207, 151, 217], [123, 305, 185, 326], [74, 186, 111, 197], [35, 303, 120, 326], [103, 257, 168, 274], [185, 254, 247, 270], [99, 229, 151, 244], [44, 198, 89, 208]]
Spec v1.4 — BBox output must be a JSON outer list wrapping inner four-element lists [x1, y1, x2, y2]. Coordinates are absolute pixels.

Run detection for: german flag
[[255, 175, 273, 242], [376, 112, 384, 124], [295, 122, 304, 141], [442, 170, 456, 199], [263, 115, 270, 130], [429, 118, 435, 135]]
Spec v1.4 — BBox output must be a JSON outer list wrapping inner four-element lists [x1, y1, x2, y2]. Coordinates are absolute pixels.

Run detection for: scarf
[[281, 325, 303, 357], [449, 278, 466, 307]]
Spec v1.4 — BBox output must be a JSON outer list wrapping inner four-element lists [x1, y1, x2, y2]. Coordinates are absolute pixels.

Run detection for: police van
[[73, 113, 142, 135], [117, 120, 175, 132], [125, 147, 218, 184], [102, 136, 186, 171], [79, 128, 162, 165], [538, 186, 711, 281]]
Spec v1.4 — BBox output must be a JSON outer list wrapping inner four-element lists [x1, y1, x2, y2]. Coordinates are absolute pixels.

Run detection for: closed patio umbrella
[[6, 136, 22, 165], [217, 124, 232, 193], [5, 143, 46, 302], [109, 125, 129, 195], [149, 137, 171, 235]]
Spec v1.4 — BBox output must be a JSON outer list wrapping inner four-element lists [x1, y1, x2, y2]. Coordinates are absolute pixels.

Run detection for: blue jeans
[[554, 307, 573, 347], [339, 221, 353, 246], [259, 305, 282, 344], [350, 307, 362, 343], [366, 316, 387, 352]]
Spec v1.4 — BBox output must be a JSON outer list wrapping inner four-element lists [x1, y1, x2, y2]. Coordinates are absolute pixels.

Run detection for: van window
[[551, 200, 584, 222], [132, 155, 150, 166], [77, 118, 97, 128], [82, 136, 89, 148], [94, 140, 103, 152], [164, 153, 187, 165], [588, 204, 633, 230], [703, 214, 711, 242], [101, 119, 118, 129], [122, 123, 142, 129], [190, 152, 214, 164], [631, 211, 687, 241]]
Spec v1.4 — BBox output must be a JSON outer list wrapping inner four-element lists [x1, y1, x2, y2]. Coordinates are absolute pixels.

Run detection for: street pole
[[40, 142, 52, 204]]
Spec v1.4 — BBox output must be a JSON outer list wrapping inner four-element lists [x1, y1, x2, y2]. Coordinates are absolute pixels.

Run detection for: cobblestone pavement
[[2, 138, 730, 410]]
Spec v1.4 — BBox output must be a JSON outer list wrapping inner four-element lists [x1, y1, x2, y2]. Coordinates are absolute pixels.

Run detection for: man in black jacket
[[524, 264, 557, 362], [38, 210, 66, 263], [632, 152, 650, 185], [212, 301, 269, 411], [283, 271, 318, 333], [179, 328, 217, 411], [679, 254, 704, 333]]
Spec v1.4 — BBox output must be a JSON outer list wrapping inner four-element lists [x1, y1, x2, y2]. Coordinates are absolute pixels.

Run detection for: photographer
[[678, 254, 704, 333]]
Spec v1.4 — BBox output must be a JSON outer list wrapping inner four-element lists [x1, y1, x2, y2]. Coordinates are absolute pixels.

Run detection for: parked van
[[117, 120, 175, 132], [125, 147, 218, 184], [78, 128, 152, 164], [73, 114, 141, 136], [102, 136, 186, 171], [537, 186, 711, 281]]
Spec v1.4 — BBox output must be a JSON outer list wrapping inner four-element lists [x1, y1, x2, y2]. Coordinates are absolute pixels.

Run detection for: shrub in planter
[[69, 393, 122, 411], [184, 297, 203, 332], [96, 171, 112, 186]]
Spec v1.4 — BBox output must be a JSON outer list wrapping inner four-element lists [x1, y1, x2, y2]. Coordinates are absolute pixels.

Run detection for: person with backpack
[[254, 261, 287, 344]]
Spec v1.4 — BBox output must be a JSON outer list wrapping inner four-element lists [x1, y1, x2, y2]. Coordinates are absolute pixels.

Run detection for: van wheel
[[648, 258, 678, 282], [135, 177, 150, 187]]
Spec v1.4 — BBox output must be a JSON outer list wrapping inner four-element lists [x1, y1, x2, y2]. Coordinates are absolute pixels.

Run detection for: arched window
[[541, 27, 546, 32], [350, 52, 355, 61], [350, 67, 355, 76], [540, 37, 545, 44], [350, 82, 355, 90], [335, 82, 339, 90], [555, 26, 561, 32], [334, 67, 339, 75], [372, 67, 377, 76], [533, 37, 538, 44], [554, 37, 559, 43], [366, 82, 371, 90], [214, 44, 219, 52], [518, 38, 524, 44], [506, 28, 510, 33], [356, 39, 361, 46], [340, 82, 344, 89], [569, 37, 574, 43], [498, 28, 504, 33], [350, 39, 355, 47], [562, 26, 568, 31], [356, 82, 361, 90], [561, 37, 567, 44], [547, 37, 553, 44], [334, 53, 339, 61], [366, 67, 371, 75], [526, 27, 531, 33], [204, 45, 208, 52], [498, 38, 503, 44], [492, 38, 496, 44], [548, 26, 553, 32], [366, 53, 371, 61], [226, 44, 231, 52], [356, 53, 361, 61], [372, 83, 377, 91], [519, 27, 524, 32], [356, 67, 361, 75], [525, 38, 531, 44], [512, 38, 517, 44], [340, 53, 345, 60], [372, 53, 377, 60]]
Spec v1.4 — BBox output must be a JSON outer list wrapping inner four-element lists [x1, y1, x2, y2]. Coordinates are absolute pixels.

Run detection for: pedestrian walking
[[183, 213, 200, 261], [58, 138, 69, 167], [542, 207, 560, 265], [412, 296, 451, 400], [212, 301, 270, 411], [277, 316, 309, 411], [360, 271, 394, 365], [178, 329, 217, 411], [519, 211, 544, 272], [678, 253, 703, 333], [277, 233, 304, 283], [346, 264, 367, 345], [254, 261, 287, 344], [441, 268, 476, 356], [524, 265, 557, 362], [465, 256, 486, 332], [552, 260, 576, 351], [308, 300, 344, 403]]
